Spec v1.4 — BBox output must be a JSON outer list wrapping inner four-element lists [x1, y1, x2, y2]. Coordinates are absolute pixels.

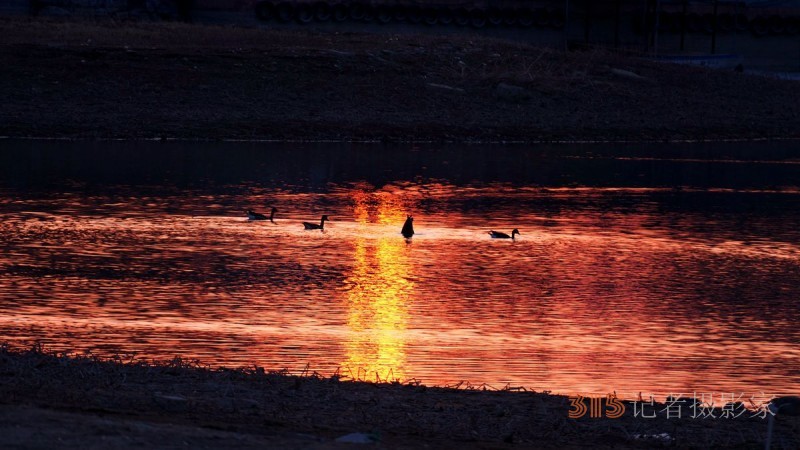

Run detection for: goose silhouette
[[303, 215, 329, 230], [246, 209, 267, 221], [401, 215, 414, 238], [489, 229, 520, 240], [246, 207, 277, 222]]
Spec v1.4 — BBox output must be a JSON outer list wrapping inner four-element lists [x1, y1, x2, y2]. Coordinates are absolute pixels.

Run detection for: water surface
[[1, 140, 798, 399]]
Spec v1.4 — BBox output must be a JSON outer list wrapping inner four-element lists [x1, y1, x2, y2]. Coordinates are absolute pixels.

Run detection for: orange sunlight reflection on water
[[0, 182, 799, 399], [343, 190, 414, 382]]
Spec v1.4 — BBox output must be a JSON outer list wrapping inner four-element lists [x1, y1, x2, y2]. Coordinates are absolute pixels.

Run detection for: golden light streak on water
[[343, 191, 413, 382]]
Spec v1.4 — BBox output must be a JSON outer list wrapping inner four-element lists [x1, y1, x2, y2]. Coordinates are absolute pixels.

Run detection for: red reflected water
[[1, 180, 799, 400]]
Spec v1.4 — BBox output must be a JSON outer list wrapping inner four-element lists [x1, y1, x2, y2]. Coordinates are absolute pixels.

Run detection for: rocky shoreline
[[1, 17, 798, 143], [1, 347, 797, 449]]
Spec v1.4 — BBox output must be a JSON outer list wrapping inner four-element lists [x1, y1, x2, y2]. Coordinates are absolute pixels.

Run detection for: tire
[[517, 9, 534, 28], [549, 9, 565, 29], [332, 4, 348, 22], [406, 6, 422, 24], [717, 13, 734, 33], [423, 8, 438, 26], [254, 1, 274, 22], [376, 7, 392, 24], [312, 2, 330, 22], [361, 6, 375, 22], [349, 3, 365, 21], [275, 2, 293, 22], [734, 14, 749, 32], [470, 10, 486, 28], [751, 16, 769, 36], [438, 9, 454, 26], [767, 16, 784, 34], [296, 4, 313, 24], [454, 8, 470, 27], [487, 8, 503, 27], [391, 6, 407, 22], [786, 17, 800, 35], [533, 8, 549, 28]]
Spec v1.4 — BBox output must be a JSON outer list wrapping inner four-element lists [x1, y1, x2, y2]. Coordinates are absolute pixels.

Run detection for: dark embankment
[[0, 17, 798, 142], [1, 346, 797, 449]]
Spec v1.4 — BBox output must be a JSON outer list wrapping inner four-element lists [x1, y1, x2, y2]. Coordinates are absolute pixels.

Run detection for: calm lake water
[[1, 140, 799, 399]]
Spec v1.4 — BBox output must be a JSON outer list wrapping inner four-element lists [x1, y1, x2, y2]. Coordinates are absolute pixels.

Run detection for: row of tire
[[254, 1, 567, 29], [652, 12, 800, 36]]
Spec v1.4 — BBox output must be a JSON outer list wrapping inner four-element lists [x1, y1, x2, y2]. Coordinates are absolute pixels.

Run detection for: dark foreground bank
[[0, 347, 797, 449], [0, 17, 798, 143]]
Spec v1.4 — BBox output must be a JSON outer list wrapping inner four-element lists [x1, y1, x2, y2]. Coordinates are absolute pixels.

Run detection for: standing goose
[[489, 229, 520, 240], [303, 215, 329, 230], [401, 215, 414, 238]]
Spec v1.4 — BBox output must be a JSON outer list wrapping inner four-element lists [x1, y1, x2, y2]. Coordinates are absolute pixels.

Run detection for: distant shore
[[0, 346, 796, 449], [0, 17, 798, 143]]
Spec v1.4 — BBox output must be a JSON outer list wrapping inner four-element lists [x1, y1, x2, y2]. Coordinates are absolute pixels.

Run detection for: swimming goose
[[489, 229, 520, 240], [401, 215, 414, 238], [246, 207, 277, 222], [303, 215, 329, 230], [246, 209, 267, 221]]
